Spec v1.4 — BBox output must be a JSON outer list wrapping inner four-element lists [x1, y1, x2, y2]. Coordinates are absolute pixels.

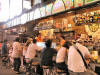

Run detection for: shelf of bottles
[[73, 10, 100, 26]]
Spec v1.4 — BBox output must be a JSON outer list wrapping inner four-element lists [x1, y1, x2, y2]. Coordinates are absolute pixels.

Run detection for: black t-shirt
[[40, 47, 57, 66]]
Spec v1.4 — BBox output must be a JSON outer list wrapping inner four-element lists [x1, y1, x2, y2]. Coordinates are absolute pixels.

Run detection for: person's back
[[41, 39, 57, 66], [68, 43, 90, 72], [12, 41, 22, 58], [41, 47, 56, 66], [68, 39, 97, 75]]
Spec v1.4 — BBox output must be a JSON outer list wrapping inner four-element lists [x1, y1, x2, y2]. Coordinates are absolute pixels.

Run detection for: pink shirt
[[12, 42, 22, 58]]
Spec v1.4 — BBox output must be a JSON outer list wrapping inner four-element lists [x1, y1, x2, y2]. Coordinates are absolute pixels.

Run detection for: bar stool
[[56, 68, 67, 75], [42, 65, 53, 75], [31, 62, 39, 74]]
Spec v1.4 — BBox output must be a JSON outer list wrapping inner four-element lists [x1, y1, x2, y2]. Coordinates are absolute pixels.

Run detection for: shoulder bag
[[74, 45, 88, 69]]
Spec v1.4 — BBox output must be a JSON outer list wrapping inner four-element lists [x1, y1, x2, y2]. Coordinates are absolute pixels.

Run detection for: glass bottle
[[89, 13, 93, 23], [93, 12, 98, 22], [97, 12, 100, 22]]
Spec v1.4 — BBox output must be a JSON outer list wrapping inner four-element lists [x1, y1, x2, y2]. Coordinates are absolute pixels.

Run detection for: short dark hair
[[33, 39, 37, 43], [63, 41, 72, 49], [15, 37, 20, 42], [45, 39, 52, 48]]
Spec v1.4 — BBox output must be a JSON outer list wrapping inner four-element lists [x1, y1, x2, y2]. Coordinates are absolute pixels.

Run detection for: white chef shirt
[[68, 43, 90, 72]]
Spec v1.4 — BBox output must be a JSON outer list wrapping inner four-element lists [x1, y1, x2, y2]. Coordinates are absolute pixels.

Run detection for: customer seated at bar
[[68, 38, 97, 75], [40, 39, 57, 67], [25, 39, 42, 63], [56, 41, 72, 75]]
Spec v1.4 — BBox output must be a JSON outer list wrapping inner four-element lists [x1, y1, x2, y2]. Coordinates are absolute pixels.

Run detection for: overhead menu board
[[34, 8, 41, 19], [85, 0, 99, 5], [46, 3, 53, 16], [74, 0, 84, 7], [63, 0, 74, 10], [40, 6, 46, 17], [52, 0, 65, 14]]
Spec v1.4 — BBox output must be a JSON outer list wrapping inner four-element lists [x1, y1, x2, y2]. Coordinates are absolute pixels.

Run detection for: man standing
[[1, 40, 8, 65], [68, 39, 97, 75], [12, 37, 22, 74], [1, 40, 8, 56]]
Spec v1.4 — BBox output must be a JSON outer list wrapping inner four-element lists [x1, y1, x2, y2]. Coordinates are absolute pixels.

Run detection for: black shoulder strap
[[74, 45, 88, 69]]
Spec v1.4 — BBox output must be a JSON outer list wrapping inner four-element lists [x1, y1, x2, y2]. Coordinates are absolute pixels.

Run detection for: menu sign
[[63, 0, 74, 10], [52, 0, 65, 14], [46, 3, 53, 16], [34, 20, 55, 30], [40, 6, 46, 17], [74, 0, 84, 7], [85, 0, 99, 5]]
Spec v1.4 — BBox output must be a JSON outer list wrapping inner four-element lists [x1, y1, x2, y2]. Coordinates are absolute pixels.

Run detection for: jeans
[[14, 58, 21, 72]]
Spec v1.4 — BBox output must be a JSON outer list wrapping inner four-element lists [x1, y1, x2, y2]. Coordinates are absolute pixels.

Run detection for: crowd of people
[[0, 34, 98, 75]]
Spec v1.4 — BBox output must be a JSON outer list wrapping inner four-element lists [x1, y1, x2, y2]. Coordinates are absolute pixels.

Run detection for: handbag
[[74, 45, 88, 69]]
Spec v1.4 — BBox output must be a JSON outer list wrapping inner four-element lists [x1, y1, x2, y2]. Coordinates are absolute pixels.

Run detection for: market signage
[[40, 6, 46, 17], [63, 0, 74, 9], [74, 0, 84, 7], [34, 8, 41, 19], [6, 0, 100, 28], [46, 3, 53, 16], [88, 23, 99, 32], [85, 0, 99, 5], [30, 11, 34, 21], [34, 20, 55, 30], [52, 0, 65, 14]]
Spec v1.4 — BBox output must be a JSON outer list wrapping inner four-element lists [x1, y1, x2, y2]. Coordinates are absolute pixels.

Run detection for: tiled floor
[[0, 59, 25, 75]]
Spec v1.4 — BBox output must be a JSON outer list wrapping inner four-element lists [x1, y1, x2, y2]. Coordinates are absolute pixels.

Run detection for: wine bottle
[[97, 12, 100, 22], [93, 12, 98, 23], [87, 14, 90, 23], [89, 13, 93, 23]]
